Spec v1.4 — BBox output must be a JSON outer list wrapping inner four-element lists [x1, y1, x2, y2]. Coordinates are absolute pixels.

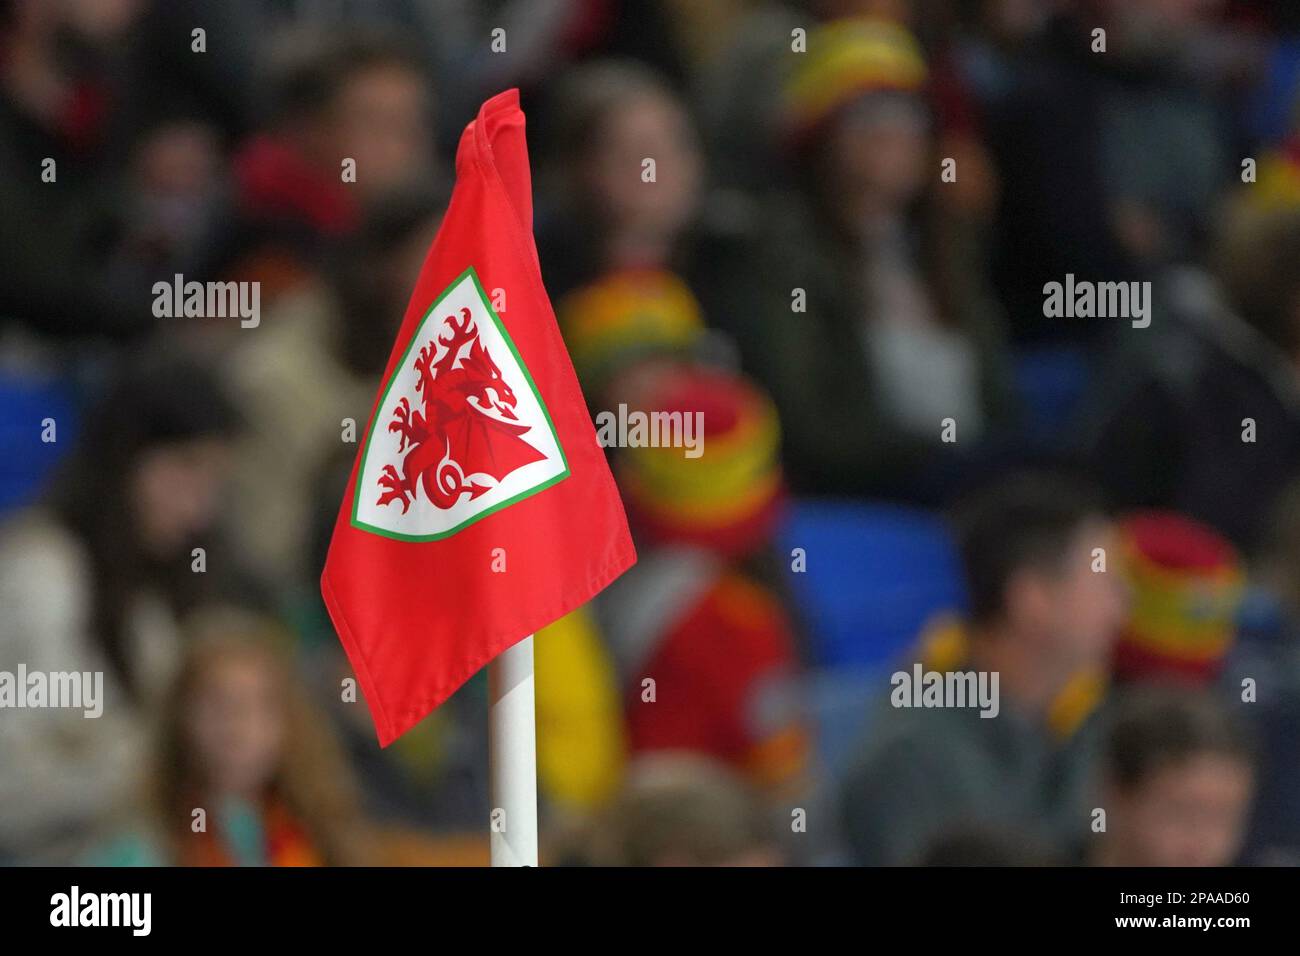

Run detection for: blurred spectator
[[0, 351, 240, 862], [1083, 208, 1300, 550], [537, 59, 703, 302], [1239, 479, 1300, 863], [697, 0, 802, 196], [120, 0, 261, 138], [216, 29, 438, 308], [841, 472, 1126, 865], [103, 116, 227, 312], [598, 364, 809, 793], [125, 0, 448, 136], [92, 612, 372, 865], [224, 182, 446, 590], [582, 753, 783, 866], [1253, 479, 1300, 627], [1090, 687, 1255, 867], [709, 17, 1014, 500], [0, 0, 150, 339], [534, 607, 628, 813], [986, 2, 1235, 340]]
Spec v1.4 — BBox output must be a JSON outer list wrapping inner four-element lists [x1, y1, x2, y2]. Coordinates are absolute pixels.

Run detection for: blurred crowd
[[2, 0, 1300, 867]]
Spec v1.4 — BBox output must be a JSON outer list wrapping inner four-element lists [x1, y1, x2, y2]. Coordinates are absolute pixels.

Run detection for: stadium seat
[[776, 499, 966, 670], [0, 371, 77, 514]]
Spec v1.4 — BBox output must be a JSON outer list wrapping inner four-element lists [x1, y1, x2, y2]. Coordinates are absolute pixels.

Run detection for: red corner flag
[[321, 89, 636, 747]]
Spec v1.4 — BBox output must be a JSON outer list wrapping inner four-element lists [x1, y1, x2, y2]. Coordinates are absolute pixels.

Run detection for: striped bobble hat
[[616, 364, 783, 559], [556, 268, 705, 399], [1114, 511, 1244, 684], [782, 17, 928, 148]]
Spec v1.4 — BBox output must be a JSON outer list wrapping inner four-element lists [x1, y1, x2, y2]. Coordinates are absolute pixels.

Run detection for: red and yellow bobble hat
[[615, 365, 784, 559], [556, 269, 706, 399], [1114, 511, 1245, 684], [781, 17, 928, 149]]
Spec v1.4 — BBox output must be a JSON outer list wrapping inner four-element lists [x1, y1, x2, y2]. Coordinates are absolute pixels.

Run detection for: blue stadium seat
[[0, 371, 77, 514], [776, 499, 966, 670], [1246, 37, 1300, 144], [1011, 346, 1092, 443]]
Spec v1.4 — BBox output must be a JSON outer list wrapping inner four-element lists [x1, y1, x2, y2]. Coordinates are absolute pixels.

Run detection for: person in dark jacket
[[702, 18, 1015, 501], [1082, 209, 1300, 552]]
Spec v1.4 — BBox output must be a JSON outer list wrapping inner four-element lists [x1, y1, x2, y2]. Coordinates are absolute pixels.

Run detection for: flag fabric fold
[[321, 89, 636, 746]]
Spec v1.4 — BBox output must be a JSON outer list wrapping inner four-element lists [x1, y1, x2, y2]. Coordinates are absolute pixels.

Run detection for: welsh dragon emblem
[[377, 308, 546, 513]]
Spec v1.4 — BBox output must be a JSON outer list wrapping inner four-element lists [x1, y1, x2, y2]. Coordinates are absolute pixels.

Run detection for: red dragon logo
[[377, 308, 545, 513]]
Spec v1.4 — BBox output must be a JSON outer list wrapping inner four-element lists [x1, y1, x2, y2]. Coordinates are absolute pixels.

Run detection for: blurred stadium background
[[2, 0, 1300, 866]]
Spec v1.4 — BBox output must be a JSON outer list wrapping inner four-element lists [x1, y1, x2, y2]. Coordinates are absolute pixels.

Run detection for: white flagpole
[[488, 635, 539, 866]]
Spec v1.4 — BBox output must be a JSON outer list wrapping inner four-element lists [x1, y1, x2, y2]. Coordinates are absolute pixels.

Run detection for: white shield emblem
[[352, 268, 568, 540]]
